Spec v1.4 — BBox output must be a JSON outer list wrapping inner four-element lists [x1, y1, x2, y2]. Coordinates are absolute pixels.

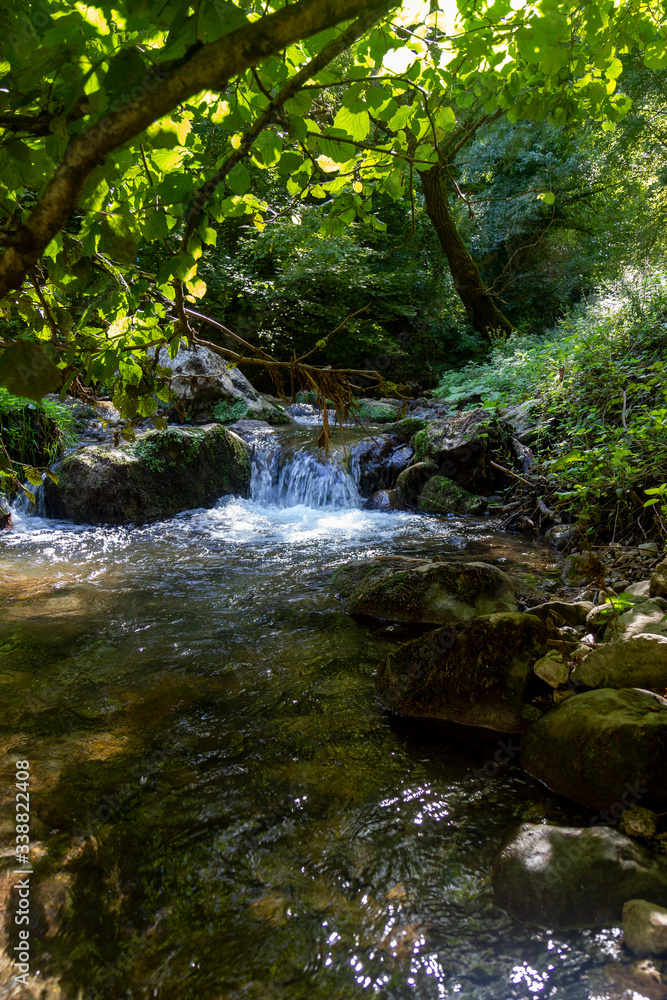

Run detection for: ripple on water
[[0, 492, 612, 1000]]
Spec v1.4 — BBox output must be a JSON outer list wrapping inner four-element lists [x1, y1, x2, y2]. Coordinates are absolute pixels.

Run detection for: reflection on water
[[0, 464, 621, 999]]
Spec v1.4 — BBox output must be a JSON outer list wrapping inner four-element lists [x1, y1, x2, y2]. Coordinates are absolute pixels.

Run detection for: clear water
[[0, 428, 623, 999]]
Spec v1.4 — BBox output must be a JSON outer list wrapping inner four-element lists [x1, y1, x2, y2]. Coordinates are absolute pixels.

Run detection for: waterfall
[[248, 430, 360, 510]]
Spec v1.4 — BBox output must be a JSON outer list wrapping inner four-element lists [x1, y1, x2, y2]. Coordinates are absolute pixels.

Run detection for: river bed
[[0, 426, 625, 998]]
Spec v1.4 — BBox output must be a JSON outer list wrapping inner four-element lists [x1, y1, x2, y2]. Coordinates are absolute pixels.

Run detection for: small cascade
[[248, 429, 360, 509]]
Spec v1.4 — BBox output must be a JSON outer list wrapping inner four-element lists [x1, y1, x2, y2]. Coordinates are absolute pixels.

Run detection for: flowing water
[[0, 426, 623, 999]]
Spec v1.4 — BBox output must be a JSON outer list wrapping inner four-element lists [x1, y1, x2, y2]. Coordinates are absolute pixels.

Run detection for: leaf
[[382, 47, 418, 75], [24, 467, 43, 487], [152, 414, 168, 431], [121, 425, 136, 442], [333, 105, 370, 143], [541, 191, 556, 205], [227, 162, 250, 195], [46, 470, 59, 485], [0, 342, 63, 400]]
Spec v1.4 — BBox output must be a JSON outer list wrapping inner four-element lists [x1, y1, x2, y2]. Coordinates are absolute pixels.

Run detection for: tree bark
[[418, 164, 513, 338], [0, 0, 395, 302]]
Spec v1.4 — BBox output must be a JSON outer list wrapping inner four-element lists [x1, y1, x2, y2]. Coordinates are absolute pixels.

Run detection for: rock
[[544, 523, 579, 549], [561, 551, 603, 586], [367, 489, 406, 512], [411, 408, 515, 492], [617, 599, 667, 639], [156, 343, 290, 424], [41, 425, 250, 525], [377, 613, 547, 732], [493, 823, 667, 929], [533, 651, 570, 688], [391, 417, 427, 443], [0, 496, 11, 530], [604, 959, 667, 1000], [499, 399, 544, 442], [333, 558, 519, 625], [417, 476, 484, 515], [628, 580, 652, 597], [351, 398, 402, 424], [624, 900, 667, 956], [521, 688, 667, 812], [348, 435, 414, 498], [395, 462, 437, 505], [528, 600, 595, 627], [640, 542, 661, 553], [620, 806, 659, 841], [576, 634, 667, 692], [652, 560, 667, 598]]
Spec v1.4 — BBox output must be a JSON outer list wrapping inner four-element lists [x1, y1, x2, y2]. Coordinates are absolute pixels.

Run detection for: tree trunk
[[419, 165, 513, 338]]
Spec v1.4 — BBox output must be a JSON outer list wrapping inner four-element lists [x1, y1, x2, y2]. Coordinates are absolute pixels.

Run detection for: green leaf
[[24, 467, 43, 487], [333, 105, 370, 143], [227, 162, 250, 195], [0, 342, 63, 401]]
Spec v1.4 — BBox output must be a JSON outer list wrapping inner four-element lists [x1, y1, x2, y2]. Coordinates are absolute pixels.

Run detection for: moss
[[352, 400, 399, 424], [418, 476, 479, 515], [392, 417, 427, 443], [412, 429, 428, 463], [0, 389, 75, 467], [212, 399, 249, 424], [43, 425, 250, 525]]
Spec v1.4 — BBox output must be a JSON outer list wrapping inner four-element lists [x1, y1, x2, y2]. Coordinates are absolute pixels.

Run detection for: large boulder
[[41, 424, 250, 525], [411, 409, 515, 492], [332, 558, 519, 625], [396, 462, 437, 505], [521, 688, 667, 812], [376, 612, 547, 732], [576, 634, 667, 693], [0, 496, 11, 529], [348, 435, 414, 498], [417, 476, 485, 515], [157, 344, 290, 425], [493, 824, 667, 929]]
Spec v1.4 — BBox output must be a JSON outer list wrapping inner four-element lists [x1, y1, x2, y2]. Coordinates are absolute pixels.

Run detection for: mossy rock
[[412, 408, 514, 492], [395, 462, 437, 505], [351, 398, 402, 424], [376, 612, 547, 732], [332, 557, 518, 625], [493, 823, 667, 929], [521, 687, 667, 812], [417, 475, 485, 515], [41, 424, 250, 525], [392, 417, 427, 443]]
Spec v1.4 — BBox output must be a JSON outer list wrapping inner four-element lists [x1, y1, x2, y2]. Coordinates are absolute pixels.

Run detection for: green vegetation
[[436, 271, 667, 542], [0, 389, 75, 496]]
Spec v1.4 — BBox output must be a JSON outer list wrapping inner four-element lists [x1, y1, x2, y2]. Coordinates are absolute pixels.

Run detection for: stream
[[0, 424, 624, 999]]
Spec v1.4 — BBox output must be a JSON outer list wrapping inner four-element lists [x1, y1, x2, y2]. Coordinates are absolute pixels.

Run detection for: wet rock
[[493, 823, 667, 929], [521, 688, 667, 812], [561, 551, 603, 586], [351, 398, 402, 424], [528, 600, 595, 627], [652, 560, 667, 598], [367, 489, 406, 512], [0, 496, 11, 529], [156, 343, 290, 424], [532, 651, 570, 688], [624, 900, 667, 956], [499, 399, 544, 443], [411, 408, 515, 492], [616, 599, 667, 639], [576, 634, 667, 693], [604, 959, 667, 1000], [391, 417, 427, 443], [544, 523, 579, 549], [417, 476, 484, 515], [395, 461, 437, 505], [41, 424, 250, 525], [376, 612, 547, 732], [620, 806, 659, 841], [333, 558, 519, 625], [348, 435, 414, 498]]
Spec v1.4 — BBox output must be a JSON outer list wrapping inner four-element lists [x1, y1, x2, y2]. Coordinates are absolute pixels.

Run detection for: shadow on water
[[0, 428, 623, 999]]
